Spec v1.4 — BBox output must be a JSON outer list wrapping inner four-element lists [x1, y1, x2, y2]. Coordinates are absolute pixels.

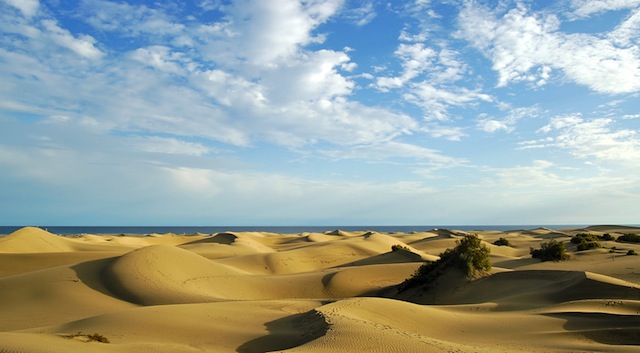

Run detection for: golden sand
[[0, 226, 639, 352]]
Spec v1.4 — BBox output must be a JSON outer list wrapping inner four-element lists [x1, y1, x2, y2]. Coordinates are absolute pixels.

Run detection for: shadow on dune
[[236, 309, 329, 353], [336, 249, 424, 267], [543, 312, 640, 345], [394, 270, 640, 310], [70, 257, 127, 300], [182, 232, 236, 245]]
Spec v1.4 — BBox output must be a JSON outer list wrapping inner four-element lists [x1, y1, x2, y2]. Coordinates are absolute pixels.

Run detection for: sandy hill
[[1, 225, 639, 352], [0, 226, 80, 253]]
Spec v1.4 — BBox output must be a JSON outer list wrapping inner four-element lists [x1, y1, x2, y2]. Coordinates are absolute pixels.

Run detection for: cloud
[[41, 19, 104, 60], [131, 136, 212, 156], [259, 49, 355, 103], [478, 119, 511, 133], [458, 2, 640, 94], [319, 140, 461, 164], [129, 46, 191, 74], [525, 114, 640, 161], [495, 160, 569, 188], [405, 83, 491, 121], [260, 98, 418, 147], [342, 1, 377, 26], [570, 0, 640, 17], [477, 106, 542, 133], [205, 0, 344, 67], [3, 0, 39, 17], [375, 43, 437, 90], [372, 22, 488, 123], [78, 0, 184, 38], [608, 7, 640, 47]]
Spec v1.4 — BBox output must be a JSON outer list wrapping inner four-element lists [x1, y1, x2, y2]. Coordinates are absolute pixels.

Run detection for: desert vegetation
[[600, 233, 615, 241], [62, 332, 110, 343], [617, 233, 640, 243], [530, 240, 570, 261], [400, 234, 491, 291], [493, 237, 511, 246], [570, 233, 601, 251], [391, 244, 410, 252]]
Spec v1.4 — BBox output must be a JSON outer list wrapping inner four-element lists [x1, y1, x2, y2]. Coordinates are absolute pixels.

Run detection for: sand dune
[[1, 226, 639, 352]]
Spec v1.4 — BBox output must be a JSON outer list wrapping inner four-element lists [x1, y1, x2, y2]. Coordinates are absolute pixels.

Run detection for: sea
[[0, 225, 601, 236]]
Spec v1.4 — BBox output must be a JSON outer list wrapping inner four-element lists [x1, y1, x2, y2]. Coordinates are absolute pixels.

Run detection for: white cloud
[[260, 49, 355, 103], [129, 46, 190, 74], [571, 0, 640, 17], [3, 0, 39, 17], [375, 43, 469, 91], [477, 106, 542, 133], [609, 7, 640, 47], [79, 0, 184, 37], [495, 160, 569, 188], [375, 43, 437, 90], [532, 114, 640, 161], [458, 2, 640, 94], [406, 83, 491, 121], [319, 140, 460, 164], [373, 38, 483, 123], [41, 20, 104, 60], [479, 119, 510, 133], [192, 69, 267, 108], [132, 136, 212, 156], [421, 124, 466, 141], [262, 98, 418, 147], [342, 1, 377, 26], [215, 0, 344, 67]]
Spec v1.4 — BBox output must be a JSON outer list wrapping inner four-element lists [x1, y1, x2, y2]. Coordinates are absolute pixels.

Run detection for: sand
[[0, 226, 639, 352]]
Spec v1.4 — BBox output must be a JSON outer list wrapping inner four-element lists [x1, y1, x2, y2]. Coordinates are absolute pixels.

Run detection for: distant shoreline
[[3, 224, 639, 236]]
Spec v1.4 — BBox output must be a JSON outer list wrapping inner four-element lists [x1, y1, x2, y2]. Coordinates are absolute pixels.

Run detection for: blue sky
[[1, 0, 639, 226]]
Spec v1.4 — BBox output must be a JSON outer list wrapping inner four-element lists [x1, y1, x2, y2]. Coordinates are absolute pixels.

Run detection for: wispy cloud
[[478, 106, 543, 133], [458, 2, 640, 94], [570, 0, 640, 18], [2, 0, 39, 17], [521, 114, 640, 162]]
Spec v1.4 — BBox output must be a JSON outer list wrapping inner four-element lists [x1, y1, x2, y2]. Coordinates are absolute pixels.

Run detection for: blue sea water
[[0, 224, 597, 236]]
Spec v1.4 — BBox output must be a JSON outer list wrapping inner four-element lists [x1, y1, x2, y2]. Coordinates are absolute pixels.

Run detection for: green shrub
[[391, 244, 410, 252], [530, 240, 569, 261], [617, 234, 640, 243], [571, 233, 601, 251], [493, 237, 511, 246], [627, 250, 638, 256], [400, 234, 491, 291], [600, 233, 614, 241], [576, 241, 601, 251], [571, 233, 598, 244]]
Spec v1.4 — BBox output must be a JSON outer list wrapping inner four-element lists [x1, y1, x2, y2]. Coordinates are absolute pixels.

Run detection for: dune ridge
[[1, 226, 639, 352]]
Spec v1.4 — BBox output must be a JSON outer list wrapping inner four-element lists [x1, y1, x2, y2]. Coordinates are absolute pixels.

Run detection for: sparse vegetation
[[391, 244, 410, 252], [530, 240, 570, 262], [600, 233, 614, 241], [627, 250, 638, 256], [400, 234, 491, 291], [570, 233, 601, 251], [617, 233, 640, 243], [571, 233, 601, 251], [63, 332, 110, 343], [493, 237, 511, 246]]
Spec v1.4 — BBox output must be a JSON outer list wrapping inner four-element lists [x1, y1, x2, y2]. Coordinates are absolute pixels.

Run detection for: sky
[[1, 0, 639, 226]]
